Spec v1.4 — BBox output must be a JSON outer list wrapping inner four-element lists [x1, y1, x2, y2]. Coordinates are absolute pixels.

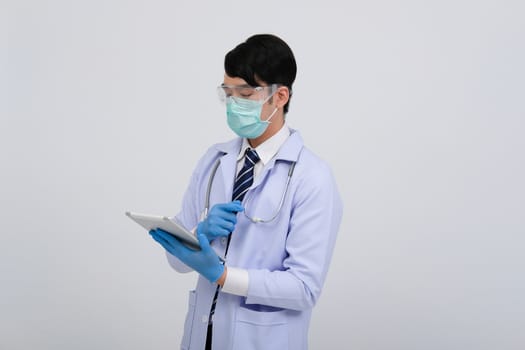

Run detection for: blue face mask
[[226, 96, 278, 139]]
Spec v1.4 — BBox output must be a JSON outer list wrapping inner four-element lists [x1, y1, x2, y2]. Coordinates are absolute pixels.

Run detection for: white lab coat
[[167, 129, 343, 350]]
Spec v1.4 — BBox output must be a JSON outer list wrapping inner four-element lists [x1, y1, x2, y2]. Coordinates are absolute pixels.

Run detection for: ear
[[274, 86, 290, 109]]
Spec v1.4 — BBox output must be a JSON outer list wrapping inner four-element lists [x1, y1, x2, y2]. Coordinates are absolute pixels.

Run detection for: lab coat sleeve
[[245, 160, 343, 311]]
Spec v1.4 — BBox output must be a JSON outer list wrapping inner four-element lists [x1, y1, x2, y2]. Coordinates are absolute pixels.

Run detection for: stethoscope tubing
[[202, 156, 296, 223]]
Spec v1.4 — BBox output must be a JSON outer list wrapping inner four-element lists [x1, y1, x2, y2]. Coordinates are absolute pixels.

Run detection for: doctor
[[149, 34, 343, 350]]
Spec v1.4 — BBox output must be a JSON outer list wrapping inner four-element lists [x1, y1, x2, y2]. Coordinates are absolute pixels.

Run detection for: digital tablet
[[125, 211, 201, 251]]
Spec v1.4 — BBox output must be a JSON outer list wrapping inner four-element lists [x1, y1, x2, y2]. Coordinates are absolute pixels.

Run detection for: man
[[149, 34, 342, 350]]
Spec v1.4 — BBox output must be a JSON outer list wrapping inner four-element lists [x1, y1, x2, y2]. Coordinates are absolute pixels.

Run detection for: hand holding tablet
[[125, 211, 200, 251]]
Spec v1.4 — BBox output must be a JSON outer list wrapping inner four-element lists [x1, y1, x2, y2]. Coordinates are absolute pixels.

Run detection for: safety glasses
[[217, 84, 278, 104]]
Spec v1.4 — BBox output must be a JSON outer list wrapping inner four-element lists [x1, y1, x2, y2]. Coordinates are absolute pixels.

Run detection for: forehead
[[223, 74, 248, 86]]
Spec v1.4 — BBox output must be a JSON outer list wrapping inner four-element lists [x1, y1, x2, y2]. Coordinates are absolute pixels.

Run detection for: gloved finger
[[208, 215, 236, 230], [212, 227, 232, 238], [197, 233, 213, 254], [231, 200, 244, 208], [149, 228, 165, 238], [152, 228, 175, 242], [207, 215, 235, 231], [212, 201, 244, 214], [226, 200, 245, 212], [152, 229, 187, 255], [150, 230, 171, 249], [150, 229, 175, 246], [198, 221, 232, 239]]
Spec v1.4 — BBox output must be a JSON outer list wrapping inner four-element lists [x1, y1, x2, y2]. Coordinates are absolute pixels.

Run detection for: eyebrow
[[220, 83, 254, 88]]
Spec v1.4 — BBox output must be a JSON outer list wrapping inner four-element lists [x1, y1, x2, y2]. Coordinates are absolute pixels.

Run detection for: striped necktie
[[208, 148, 260, 324], [232, 148, 260, 202]]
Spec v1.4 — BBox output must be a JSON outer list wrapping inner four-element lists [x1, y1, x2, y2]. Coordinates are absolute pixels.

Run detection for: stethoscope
[[201, 157, 297, 224]]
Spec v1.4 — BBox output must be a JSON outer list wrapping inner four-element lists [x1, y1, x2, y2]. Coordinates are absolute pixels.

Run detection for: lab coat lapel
[[218, 153, 237, 199], [250, 130, 304, 190], [213, 138, 242, 200]]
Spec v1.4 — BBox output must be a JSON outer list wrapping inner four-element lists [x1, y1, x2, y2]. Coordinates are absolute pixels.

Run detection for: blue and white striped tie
[[232, 148, 260, 202], [208, 148, 260, 324]]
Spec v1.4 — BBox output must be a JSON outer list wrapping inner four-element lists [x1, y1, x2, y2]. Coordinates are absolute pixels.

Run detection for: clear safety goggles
[[217, 84, 278, 104]]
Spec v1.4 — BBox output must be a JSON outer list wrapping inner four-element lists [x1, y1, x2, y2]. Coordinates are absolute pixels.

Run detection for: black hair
[[224, 34, 297, 114]]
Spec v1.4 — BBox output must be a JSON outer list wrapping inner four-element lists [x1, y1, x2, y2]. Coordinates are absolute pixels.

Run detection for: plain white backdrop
[[2, 1, 524, 349]]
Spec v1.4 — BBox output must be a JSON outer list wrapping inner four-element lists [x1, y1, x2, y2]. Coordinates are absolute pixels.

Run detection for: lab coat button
[[221, 237, 227, 245], [201, 315, 208, 323]]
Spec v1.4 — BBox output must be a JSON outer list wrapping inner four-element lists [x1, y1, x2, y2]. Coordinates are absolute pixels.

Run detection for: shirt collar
[[237, 123, 291, 165]]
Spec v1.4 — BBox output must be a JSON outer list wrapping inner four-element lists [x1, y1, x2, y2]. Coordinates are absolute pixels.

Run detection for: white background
[[2, 1, 524, 349]]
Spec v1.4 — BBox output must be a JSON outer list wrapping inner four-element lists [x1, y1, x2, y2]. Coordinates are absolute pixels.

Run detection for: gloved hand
[[197, 200, 244, 242], [149, 228, 224, 283]]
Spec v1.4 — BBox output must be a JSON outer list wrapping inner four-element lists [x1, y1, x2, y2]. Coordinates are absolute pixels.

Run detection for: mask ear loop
[[262, 84, 280, 123], [264, 107, 279, 123]]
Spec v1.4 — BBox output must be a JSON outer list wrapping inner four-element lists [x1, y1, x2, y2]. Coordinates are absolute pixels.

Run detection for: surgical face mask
[[226, 94, 278, 139]]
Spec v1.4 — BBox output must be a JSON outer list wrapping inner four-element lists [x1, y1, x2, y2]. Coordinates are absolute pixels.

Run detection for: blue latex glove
[[149, 228, 224, 283], [197, 200, 244, 242]]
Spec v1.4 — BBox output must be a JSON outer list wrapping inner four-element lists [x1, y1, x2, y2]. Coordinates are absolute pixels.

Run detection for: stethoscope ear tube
[[202, 158, 222, 220], [288, 161, 296, 177]]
